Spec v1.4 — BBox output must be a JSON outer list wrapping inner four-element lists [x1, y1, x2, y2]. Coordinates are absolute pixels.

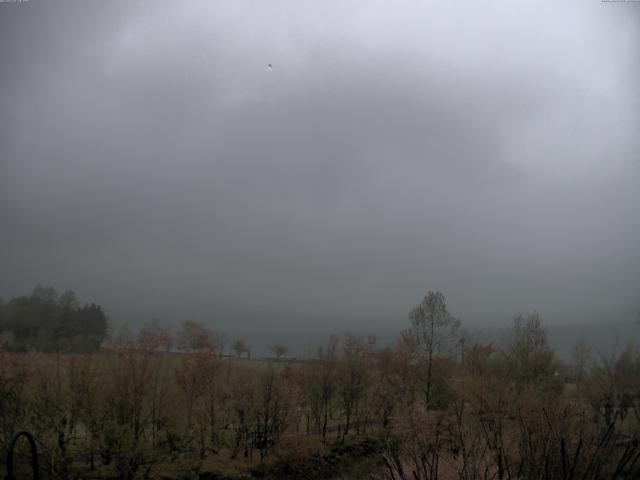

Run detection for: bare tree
[[253, 366, 292, 460], [340, 333, 375, 436], [232, 339, 251, 359], [270, 343, 289, 361], [137, 318, 172, 352], [405, 291, 461, 407], [175, 319, 216, 353], [305, 335, 340, 439], [373, 344, 414, 429], [502, 311, 555, 390]]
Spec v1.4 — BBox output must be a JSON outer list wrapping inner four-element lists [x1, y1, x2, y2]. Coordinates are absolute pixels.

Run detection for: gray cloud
[[1, 0, 639, 331]]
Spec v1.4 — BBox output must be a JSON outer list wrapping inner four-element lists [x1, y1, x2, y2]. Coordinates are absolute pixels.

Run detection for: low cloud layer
[[1, 0, 639, 329]]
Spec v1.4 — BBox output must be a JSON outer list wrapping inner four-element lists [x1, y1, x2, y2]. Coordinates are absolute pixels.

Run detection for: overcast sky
[[1, 0, 639, 331]]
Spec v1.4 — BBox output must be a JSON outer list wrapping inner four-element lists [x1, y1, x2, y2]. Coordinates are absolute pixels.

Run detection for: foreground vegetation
[[1, 291, 639, 479]]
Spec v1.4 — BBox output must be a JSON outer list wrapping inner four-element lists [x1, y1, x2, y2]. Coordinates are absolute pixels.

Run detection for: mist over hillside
[[217, 321, 640, 359]]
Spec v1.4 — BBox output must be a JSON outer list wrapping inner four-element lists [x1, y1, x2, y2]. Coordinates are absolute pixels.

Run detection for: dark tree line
[[0, 285, 108, 352]]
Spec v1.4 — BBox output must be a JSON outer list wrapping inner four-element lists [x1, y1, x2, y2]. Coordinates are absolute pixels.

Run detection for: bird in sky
[[268, 64, 273, 70]]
